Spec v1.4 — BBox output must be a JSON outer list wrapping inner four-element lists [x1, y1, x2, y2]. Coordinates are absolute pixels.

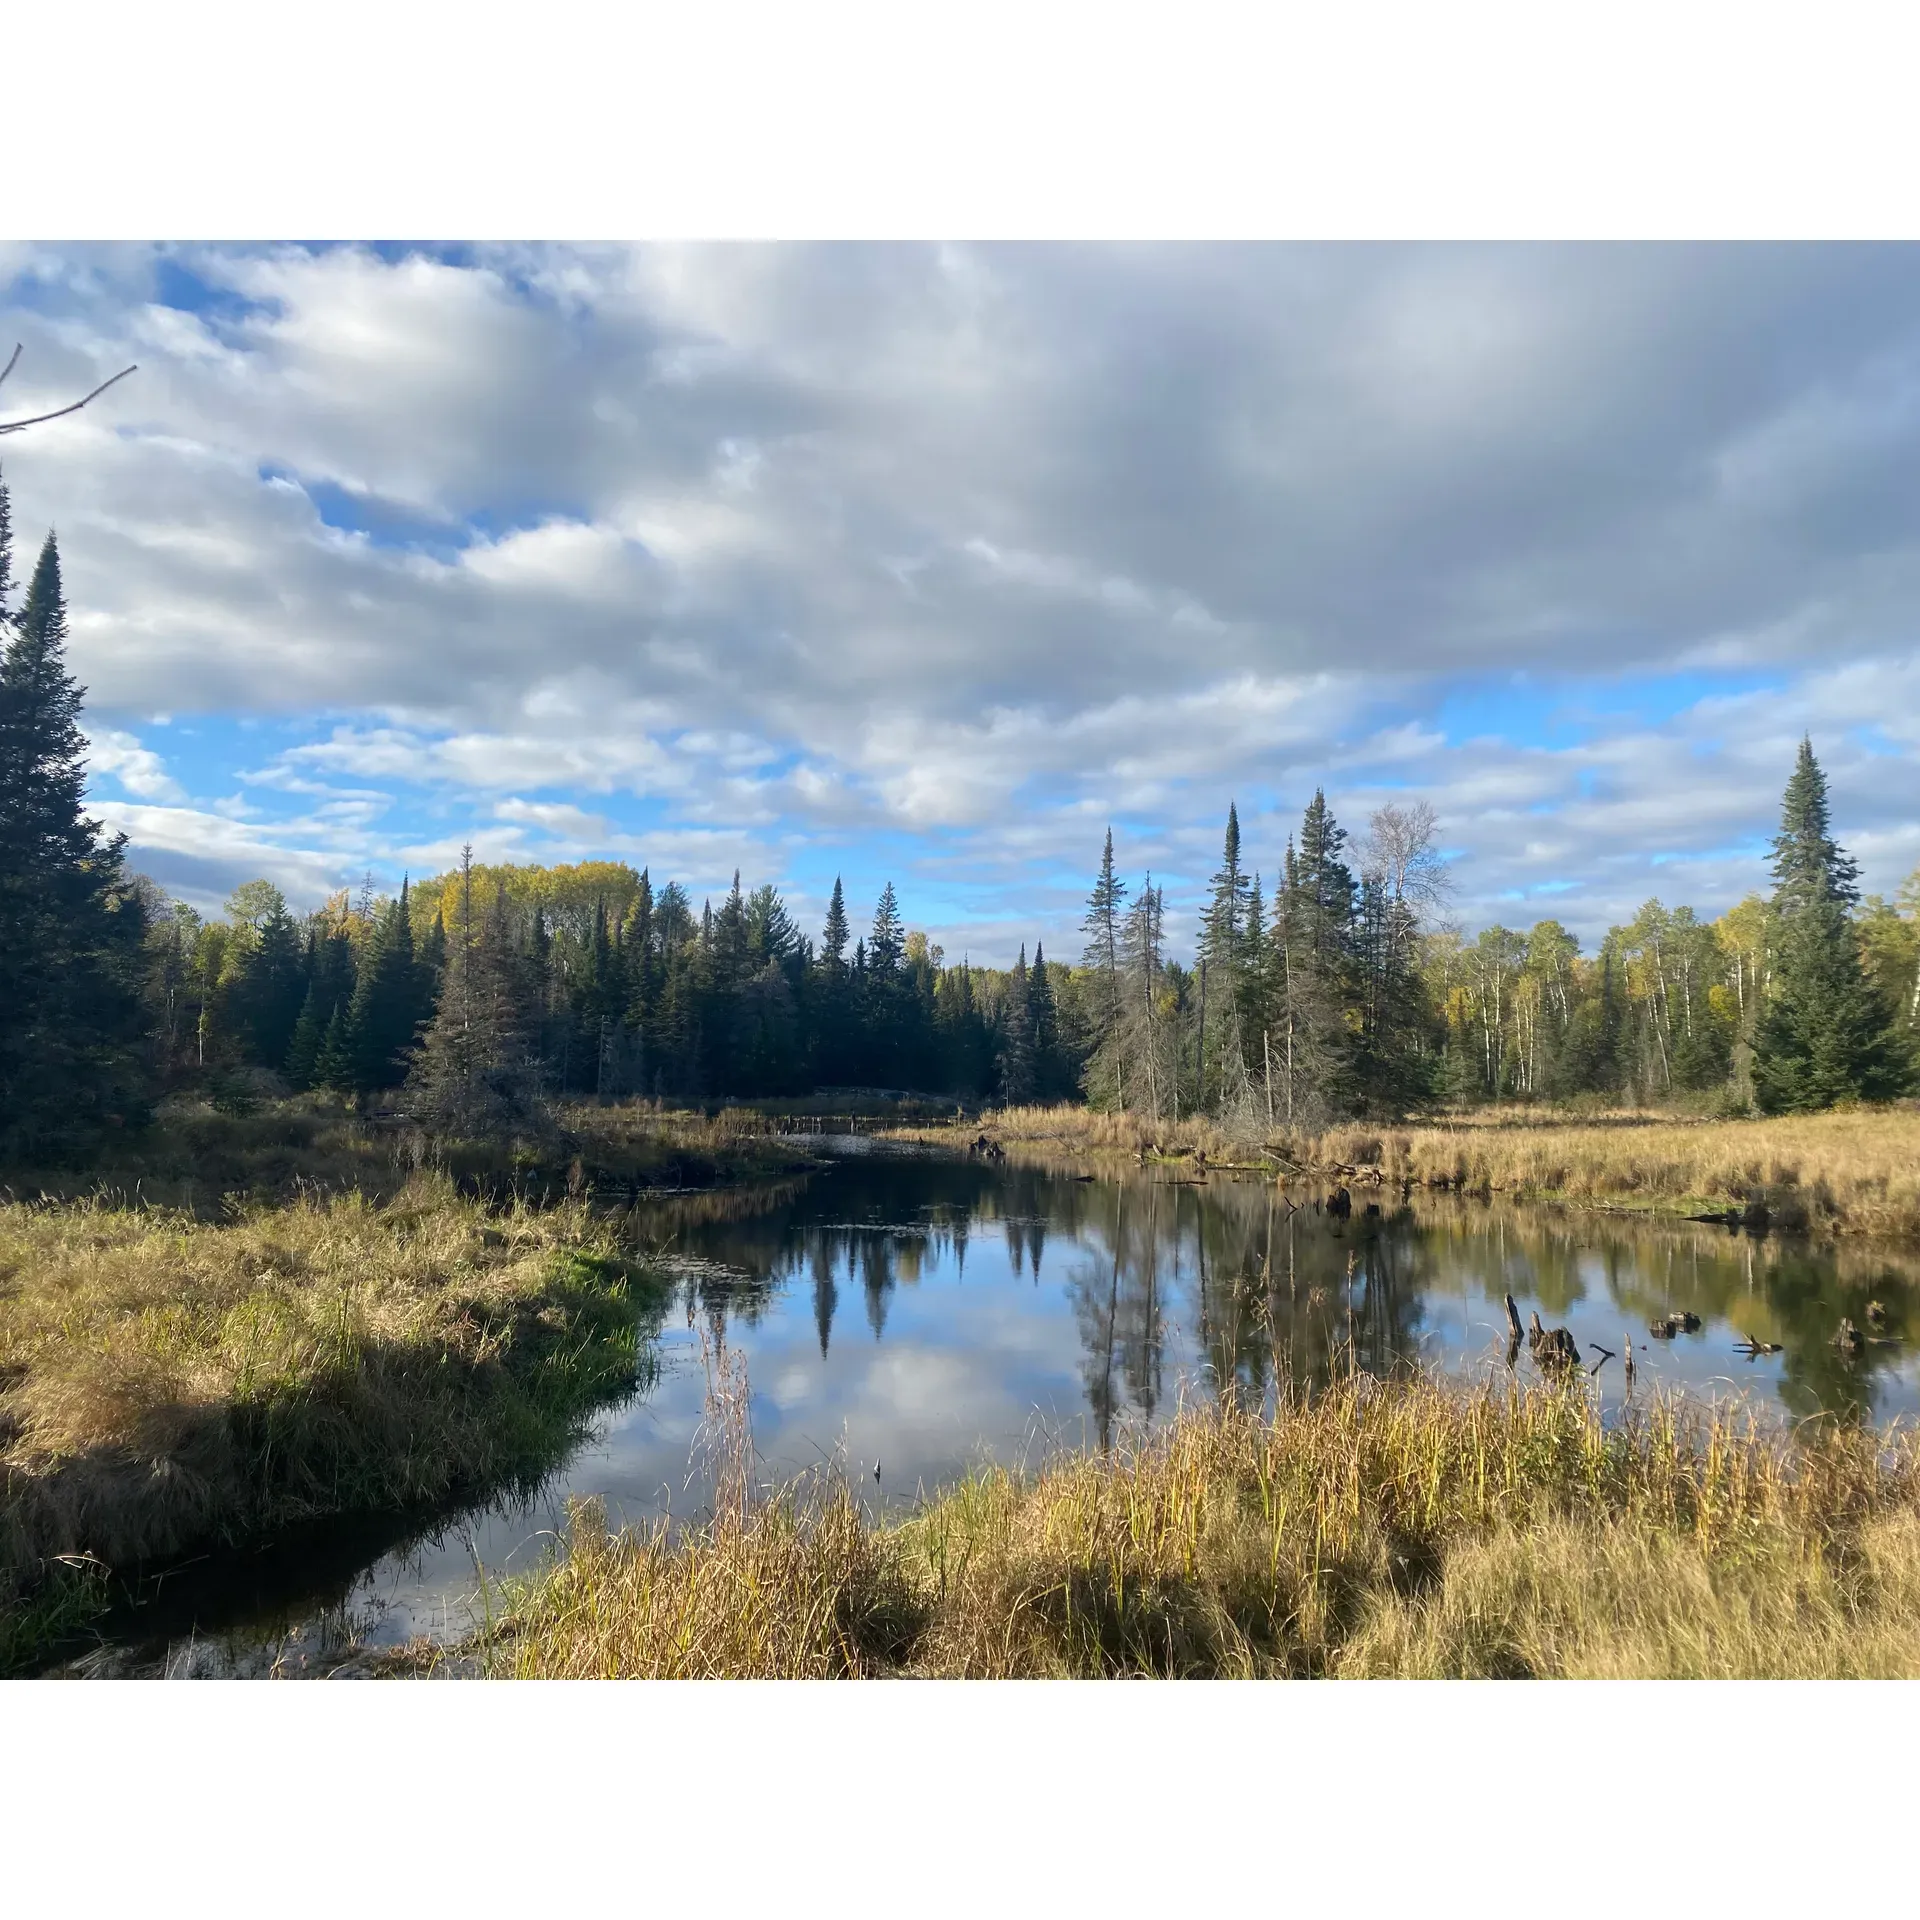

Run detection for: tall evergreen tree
[[1026, 938, 1059, 1098], [1079, 828, 1129, 1107], [1754, 740, 1906, 1111], [345, 878, 422, 1097], [998, 945, 1035, 1103], [0, 520, 149, 1157], [229, 889, 306, 1076], [1199, 801, 1254, 1114]]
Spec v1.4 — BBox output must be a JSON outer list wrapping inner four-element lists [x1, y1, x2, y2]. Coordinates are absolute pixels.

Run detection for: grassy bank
[[0, 1178, 662, 1671], [892, 1103, 1920, 1239], [443, 1374, 1920, 1679], [0, 1097, 826, 1215]]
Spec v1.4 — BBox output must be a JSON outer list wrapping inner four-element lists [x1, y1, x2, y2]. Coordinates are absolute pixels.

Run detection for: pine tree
[[0, 520, 149, 1157], [1754, 740, 1907, 1112]]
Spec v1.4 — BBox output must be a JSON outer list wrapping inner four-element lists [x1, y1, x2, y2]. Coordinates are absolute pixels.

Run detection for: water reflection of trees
[[649, 1156, 1920, 1430], [1409, 1200, 1920, 1425]]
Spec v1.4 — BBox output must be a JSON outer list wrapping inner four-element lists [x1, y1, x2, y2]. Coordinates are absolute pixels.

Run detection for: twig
[[0, 355, 139, 435]]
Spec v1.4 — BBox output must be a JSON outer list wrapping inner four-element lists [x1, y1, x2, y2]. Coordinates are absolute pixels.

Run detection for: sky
[[3, 240, 1918, 965]]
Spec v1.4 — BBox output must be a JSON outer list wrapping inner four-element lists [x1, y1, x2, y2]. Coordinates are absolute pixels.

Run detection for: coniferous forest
[[3, 466, 1916, 1164]]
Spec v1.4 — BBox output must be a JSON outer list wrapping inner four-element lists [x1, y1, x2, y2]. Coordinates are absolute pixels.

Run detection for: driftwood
[[1734, 1335, 1783, 1359]]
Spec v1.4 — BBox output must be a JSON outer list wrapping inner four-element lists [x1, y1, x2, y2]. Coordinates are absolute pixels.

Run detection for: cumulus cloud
[[4, 242, 1918, 951]]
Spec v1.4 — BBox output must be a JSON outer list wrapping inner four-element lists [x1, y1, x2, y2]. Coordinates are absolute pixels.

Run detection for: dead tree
[[0, 344, 138, 436]]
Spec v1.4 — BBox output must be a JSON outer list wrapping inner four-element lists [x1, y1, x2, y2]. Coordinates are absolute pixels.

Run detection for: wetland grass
[[0, 1176, 661, 1671], [456, 1370, 1920, 1679]]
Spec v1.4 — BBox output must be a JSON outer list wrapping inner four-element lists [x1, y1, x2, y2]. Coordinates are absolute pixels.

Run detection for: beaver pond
[[62, 1142, 1920, 1675]]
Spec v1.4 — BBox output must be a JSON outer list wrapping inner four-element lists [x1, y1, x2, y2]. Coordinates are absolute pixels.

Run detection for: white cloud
[[4, 243, 1918, 955], [84, 727, 185, 802]]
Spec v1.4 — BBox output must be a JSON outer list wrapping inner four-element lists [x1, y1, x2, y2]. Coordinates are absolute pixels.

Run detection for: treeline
[[3, 464, 1917, 1164]]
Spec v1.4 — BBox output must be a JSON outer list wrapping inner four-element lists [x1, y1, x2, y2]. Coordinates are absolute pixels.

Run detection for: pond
[[70, 1143, 1920, 1674]]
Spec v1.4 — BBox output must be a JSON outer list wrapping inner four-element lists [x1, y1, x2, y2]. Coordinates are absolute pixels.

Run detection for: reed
[[0, 1176, 659, 1670], [463, 1371, 1920, 1679]]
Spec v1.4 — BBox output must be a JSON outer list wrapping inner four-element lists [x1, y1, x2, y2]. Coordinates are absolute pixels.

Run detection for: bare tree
[[1363, 800, 1450, 923], [0, 344, 138, 436]]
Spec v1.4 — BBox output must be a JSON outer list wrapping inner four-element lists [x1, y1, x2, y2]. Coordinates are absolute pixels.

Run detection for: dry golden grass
[[896, 1103, 1920, 1238], [459, 1372, 1920, 1680], [1314, 1108, 1920, 1238], [887, 1104, 1244, 1161], [0, 1177, 655, 1669]]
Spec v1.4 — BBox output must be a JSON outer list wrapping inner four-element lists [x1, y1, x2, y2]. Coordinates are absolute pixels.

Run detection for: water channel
[[71, 1140, 1920, 1675]]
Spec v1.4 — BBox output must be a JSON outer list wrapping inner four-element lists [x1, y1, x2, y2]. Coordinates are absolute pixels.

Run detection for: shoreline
[[0, 1177, 663, 1674], [372, 1373, 1920, 1680], [876, 1102, 1920, 1242]]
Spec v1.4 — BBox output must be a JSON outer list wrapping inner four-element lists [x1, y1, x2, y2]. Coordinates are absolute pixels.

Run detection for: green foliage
[[1754, 742, 1909, 1113], [0, 497, 150, 1161]]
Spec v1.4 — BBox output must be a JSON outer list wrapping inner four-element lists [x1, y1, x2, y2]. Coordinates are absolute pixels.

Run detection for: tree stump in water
[[1528, 1310, 1583, 1374]]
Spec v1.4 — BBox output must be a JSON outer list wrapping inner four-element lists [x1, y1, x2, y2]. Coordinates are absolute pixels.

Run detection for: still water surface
[[96, 1142, 1920, 1674]]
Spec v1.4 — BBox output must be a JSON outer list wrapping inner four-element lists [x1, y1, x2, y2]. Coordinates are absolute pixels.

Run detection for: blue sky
[[4, 241, 1918, 962]]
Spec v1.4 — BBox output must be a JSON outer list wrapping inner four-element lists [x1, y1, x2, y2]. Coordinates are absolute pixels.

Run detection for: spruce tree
[[1079, 828, 1129, 1108], [284, 961, 328, 1089], [0, 520, 149, 1157], [1026, 938, 1058, 1098], [314, 1002, 355, 1094], [998, 945, 1035, 1104], [229, 891, 305, 1074], [345, 879, 421, 1097], [1199, 802, 1255, 1113], [1753, 740, 1906, 1111]]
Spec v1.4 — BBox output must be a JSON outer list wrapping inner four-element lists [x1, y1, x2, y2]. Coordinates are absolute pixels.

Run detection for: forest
[[3, 466, 1918, 1166]]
